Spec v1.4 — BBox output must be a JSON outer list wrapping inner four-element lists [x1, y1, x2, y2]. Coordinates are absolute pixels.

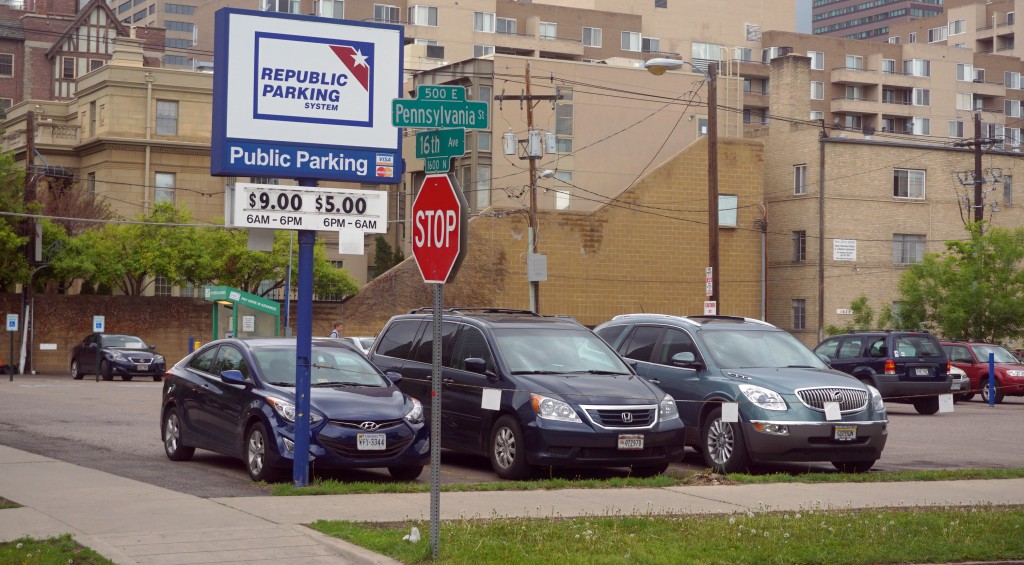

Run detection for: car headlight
[[107, 351, 126, 361], [153, 355, 164, 363], [867, 385, 885, 411], [266, 397, 323, 425], [659, 395, 679, 420], [1007, 370, 1024, 377], [404, 397, 424, 424], [530, 394, 580, 422], [738, 384, 787, 411]]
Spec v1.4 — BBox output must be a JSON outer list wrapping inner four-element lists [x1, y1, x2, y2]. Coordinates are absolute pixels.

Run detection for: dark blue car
[[160, 337, 429, 482]]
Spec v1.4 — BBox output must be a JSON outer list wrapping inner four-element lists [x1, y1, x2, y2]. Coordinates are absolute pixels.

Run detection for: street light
[[644, 58, 720, 313]]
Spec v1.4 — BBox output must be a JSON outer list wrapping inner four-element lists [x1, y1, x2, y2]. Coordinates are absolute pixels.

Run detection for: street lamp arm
[[644, 58, 713, 82]]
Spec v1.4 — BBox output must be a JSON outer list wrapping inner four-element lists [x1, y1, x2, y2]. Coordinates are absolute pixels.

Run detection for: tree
[[824, 295, 875, 336], [0, 151, 28, 290], [897, 223, 1024, 343], [372, 235, 404, 277]]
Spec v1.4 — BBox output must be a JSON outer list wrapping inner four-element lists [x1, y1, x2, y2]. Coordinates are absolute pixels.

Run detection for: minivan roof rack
[[406, 307, 542, 317]]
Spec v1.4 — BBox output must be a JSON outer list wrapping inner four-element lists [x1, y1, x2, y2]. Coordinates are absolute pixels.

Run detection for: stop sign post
[[412, 174, 468, 284], [411, 173, 467, 558]]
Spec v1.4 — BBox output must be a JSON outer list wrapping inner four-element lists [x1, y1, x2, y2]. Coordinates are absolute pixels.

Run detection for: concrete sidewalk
[[3, 443, 1024, 564]]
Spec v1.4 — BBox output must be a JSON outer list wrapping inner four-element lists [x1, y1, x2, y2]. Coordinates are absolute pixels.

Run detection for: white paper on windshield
[[938, 394, 954, 413], [824, 401, 841, 421], [722, 402, 739, 422], [481, 388, 501, 410]]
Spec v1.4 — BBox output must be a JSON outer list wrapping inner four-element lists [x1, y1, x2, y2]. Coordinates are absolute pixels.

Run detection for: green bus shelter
[[203, 286, 280, 341]]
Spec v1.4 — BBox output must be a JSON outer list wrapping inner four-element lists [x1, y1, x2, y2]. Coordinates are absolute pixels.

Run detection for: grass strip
[[312, 505, 1024, 565], [273, 468, 1024, 496], [0, 534, 115, 564]]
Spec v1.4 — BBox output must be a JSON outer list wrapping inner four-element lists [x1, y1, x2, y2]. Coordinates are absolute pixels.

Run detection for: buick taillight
[[884, 359, 896, 375]]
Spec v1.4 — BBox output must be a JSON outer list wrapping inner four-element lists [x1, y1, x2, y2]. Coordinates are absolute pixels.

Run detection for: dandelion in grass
[[784, 533, 790, 539], [729, 517, 736, 524], [747, 511, 755, 518]]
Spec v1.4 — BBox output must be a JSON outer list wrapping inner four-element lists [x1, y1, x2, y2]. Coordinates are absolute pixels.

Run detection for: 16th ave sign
[[412, 175, 468, 284]]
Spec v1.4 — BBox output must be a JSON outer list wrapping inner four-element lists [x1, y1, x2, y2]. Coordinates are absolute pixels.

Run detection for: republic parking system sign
[[211, 9, 403, 184]]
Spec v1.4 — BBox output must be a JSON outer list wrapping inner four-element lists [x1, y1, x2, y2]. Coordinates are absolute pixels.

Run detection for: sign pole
[[429, 283, 443, 558], [293, 183, 317, 487]]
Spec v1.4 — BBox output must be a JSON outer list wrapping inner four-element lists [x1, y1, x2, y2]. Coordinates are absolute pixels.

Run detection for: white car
[[331, 336, 375, 356], [950, 365, 970, 402]]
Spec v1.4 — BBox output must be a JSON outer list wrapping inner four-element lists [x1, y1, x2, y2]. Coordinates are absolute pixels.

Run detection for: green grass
[[0, 534, 115, 564], [272, 468, 1024, 496], [312, 506, 1024, 565]]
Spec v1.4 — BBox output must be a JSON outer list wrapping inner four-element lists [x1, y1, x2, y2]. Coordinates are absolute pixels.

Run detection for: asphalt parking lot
[[0, 373, 1021, 498]]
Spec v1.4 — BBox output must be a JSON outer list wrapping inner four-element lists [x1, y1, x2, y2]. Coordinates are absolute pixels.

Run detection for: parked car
[[949, 365, 970, 402], [368, 308, 686, 479], [814, 331, 951, 415], [160, 337, 429, 482], [331, 336, 376, 356], [594, 315, 888, 474], [941, 341, 1024, 404], [71, 333, 165, 382]]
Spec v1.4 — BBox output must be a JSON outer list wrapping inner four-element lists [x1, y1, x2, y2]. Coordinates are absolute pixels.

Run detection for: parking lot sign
[[93, 316, 105, 333], [6, 314, 17, 332]]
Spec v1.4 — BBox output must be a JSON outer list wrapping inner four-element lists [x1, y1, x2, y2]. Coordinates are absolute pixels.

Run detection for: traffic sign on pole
[[392, 85, 489, 130], [416, 128, 465, 174], [411, 175, 468, 284]]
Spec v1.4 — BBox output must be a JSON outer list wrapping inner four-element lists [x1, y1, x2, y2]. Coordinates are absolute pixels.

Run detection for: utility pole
[[706, 62, 720, 313], [21, 111, 37, 375], [952, 111, 997, 225], [494, 63, 559, 313]]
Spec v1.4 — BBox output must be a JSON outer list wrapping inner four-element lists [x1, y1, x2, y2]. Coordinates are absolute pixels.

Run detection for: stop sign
[[412, 174, 468, 284]]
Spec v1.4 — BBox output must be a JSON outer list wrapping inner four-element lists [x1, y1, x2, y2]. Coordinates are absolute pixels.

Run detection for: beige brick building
[[764, 53, 1024, 346]]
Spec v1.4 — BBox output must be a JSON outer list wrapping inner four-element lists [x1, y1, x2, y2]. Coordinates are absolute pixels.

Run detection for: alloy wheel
[[706, 417, 735, 465], [493, 426, 516, 469], [248, 428, 266, 476], [164, 413, 181, 454]]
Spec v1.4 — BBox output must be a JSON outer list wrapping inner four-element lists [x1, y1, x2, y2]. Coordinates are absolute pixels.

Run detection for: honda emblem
[[621, 412, 633, 423]]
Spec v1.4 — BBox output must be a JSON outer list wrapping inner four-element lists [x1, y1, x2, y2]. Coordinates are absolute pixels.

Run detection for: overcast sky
[[796, 0, 811, 33]]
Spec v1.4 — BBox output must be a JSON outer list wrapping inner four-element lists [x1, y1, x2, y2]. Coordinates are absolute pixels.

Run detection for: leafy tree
[[897, 223, 1024, 343], [824, 295, 875, 336], [0, 152, 28, 289], [372, 235, 405, 277]]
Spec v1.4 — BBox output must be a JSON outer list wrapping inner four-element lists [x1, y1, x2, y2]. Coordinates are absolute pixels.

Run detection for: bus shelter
[[203, 286, 280, 341]]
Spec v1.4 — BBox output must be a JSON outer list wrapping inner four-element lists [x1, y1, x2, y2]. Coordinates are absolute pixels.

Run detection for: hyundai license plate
[[915, 367, 929, 376], [136, 364, 149, 371], [618, 434, 644, 450], [357, 433, 386, 450], [834, 426, 857, 441]]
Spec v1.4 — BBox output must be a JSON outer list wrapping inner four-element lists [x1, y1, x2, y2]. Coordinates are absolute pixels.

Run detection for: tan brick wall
[[340, 138, 766, 335]]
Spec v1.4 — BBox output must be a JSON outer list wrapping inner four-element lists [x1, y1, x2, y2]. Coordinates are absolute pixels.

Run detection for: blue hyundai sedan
[[160, 338, 429, 482]]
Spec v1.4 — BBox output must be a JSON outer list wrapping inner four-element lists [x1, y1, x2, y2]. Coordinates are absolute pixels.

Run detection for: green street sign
[[416, 128, 465, 160], [424, 157, 451, 174], [392, 85, 489, 130]]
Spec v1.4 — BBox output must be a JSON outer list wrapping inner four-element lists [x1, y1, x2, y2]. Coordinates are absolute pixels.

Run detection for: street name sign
[[416, 128, 465, 174], [392, 85, 489, 130]]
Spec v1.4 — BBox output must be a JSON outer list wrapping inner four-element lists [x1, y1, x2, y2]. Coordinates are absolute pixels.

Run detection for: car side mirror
[[671, 351, 705, 371], [88, 343, 98, 350], [624, 358, 638, 368], [817, 353, 832, 365], [385, 371, 403, 385], [220, 369, 248, 386], [149, 345, 157, 351], [464, 358, 498, 379]]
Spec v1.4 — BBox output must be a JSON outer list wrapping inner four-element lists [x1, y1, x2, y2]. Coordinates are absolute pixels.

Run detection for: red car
[[940, 341, 1024, 404]]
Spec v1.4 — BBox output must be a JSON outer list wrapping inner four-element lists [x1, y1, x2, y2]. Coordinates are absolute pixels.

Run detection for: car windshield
[[357, 338, 375, 350], [971, 345, 1018, 364], [103, 335, 148, 349], [493, 327, 631, 375], [252, 345, 388, 387], [894, 335, 943, 357], [702, 329, 827, 370]]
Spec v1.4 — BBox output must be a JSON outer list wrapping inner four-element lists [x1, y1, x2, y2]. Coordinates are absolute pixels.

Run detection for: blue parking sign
[[5, 314, 17, 332], [93, 315, 105, 333]]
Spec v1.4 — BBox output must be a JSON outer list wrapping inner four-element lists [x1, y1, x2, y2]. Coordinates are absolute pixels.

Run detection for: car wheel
[[831, 460, 875, 473], [245, 421, 282, 482], [122, 375, 133, 382], [100, 360, 113, 381], [388, 465, 424, 481], [490, 415, 532, 480], [631, 463, 669, 478], [982, 381, 1005, 404], [70, 360, 84, 380], [701, 407, 750, 474], [960, 392, 975, 402], [162, 407, 195, 461], [913, 396, 940, 415], [153, 375, 162, 382]]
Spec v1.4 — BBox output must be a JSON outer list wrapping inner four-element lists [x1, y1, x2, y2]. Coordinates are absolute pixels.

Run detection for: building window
[[1004, 175, 1013, 208], [810, 81, 824, 100], [893, 169, 925, 199], [496, 17, 516, 35], [655, 0, 667, 7], [164, 55, 191, 66], [154, 275, 172, 297], [949, 120, 964, 138], [697, 117, 708, 136], [956, 92, 973, 111], [792, 299, 806, 331], [621, 31, 641, 52], [807, 51, 823, 70], [539, 22, 557, 40], [165, 3, 196, 15], [87, 171, 96, 195], [89, 100, 96, 136], [1006, 72, 1022, 89], [1005, 99, 1022, 117], [1004, 127, 1021, 148], [89, 59, 104, 72], [165, 20, 194, 32], [476, 164, 491, 210], [155, 172, 176, 203], [911, 117, 930, 135], [132, 9, 145, 22], [845, 54, 863, 70], [550, 171, 571, 210], [693, 42, 724, 62], [0, 54, 12, 77], [477, 131, 491, 151], [844, 115, 862, 130], [555, 86, 573, 153], [810, 111, 823, 122], [156, 100, 178, 135], [166, 38, 193, 49], [792, 231, 806, 262], [893, 234, 925, 265], [62, 57, 75, 79], [904, 59, 930, 77], [882, 59, 895, 74], [319, 0, 343, 18], [794, 164, 807, 195], [719, 194, 738, 228], [408, 5, 437, 26], [642, 37, 660, 53], [912, 88, 930, 106], [374, 4, 400, 23], [845, 85, 863, 100], [956, 63, 973, 81], [948, 19, 965, 35], [888, 36, 900, 44], [117, 2, 131, 14], [473, 45, 494, 57], [734, 47, 752, 61], [582, 27, 602, 47], [473, 11, 495, 32]]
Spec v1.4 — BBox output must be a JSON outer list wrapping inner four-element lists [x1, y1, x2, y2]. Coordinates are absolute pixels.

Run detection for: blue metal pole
[[293, 181, 317, 487], [988, 352, 996, 407], [284, 232, 293, 337]]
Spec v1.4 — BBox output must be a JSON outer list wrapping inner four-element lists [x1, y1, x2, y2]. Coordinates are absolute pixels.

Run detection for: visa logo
[[376, 154, 394, 166]]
